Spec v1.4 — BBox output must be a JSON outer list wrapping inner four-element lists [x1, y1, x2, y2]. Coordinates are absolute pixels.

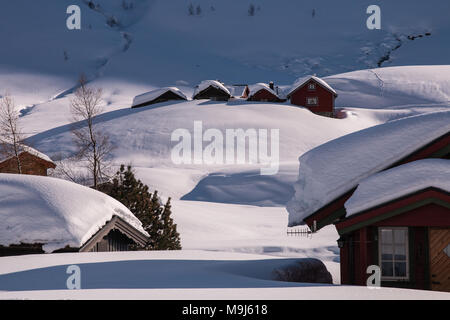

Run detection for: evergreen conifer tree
[[102, 164, 181, 250]]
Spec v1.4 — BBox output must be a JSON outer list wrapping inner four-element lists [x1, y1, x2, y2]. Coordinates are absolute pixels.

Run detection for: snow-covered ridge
[[286, 110, 450, 226], [345, 159, 450, 216], [0, 174, 147, 252]]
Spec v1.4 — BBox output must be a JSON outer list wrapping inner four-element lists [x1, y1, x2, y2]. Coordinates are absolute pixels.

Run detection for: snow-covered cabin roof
[[193, 80, 231, 97], [0, 143, 55, 165], [0, 174, 148, 252], [287, 75, 337, 97], [286, 110, 450, 227], [132, 87, 187, 107], [247, 83, 280, 99], [345, 159, 450, 217]]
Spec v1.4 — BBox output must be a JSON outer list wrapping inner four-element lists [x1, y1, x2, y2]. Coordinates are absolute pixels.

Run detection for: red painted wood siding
[[248, 89, 279, 102], [290, 80, 335, 113], [336, 189, 450, 232]]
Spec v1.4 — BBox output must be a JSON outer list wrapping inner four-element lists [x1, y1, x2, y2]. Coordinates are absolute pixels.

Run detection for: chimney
[[269, 81, 274, 90]]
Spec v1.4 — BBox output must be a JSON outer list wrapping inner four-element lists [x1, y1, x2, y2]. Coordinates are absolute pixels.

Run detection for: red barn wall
[[249, 89, 280, 102], [0, 153, 55, 176], [290, 80, 334, 113]]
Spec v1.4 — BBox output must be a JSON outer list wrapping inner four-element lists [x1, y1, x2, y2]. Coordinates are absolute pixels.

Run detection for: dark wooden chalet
[[0, 215, 148, 256], [131, 87, 187, 108], [192, 80, 231, 101], [287, 76, 337, 117]]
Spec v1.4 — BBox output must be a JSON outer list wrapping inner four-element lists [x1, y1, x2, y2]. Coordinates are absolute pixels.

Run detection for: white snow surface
[[0, 174, 147, 252], [345, 159, 450, 216], [131, 87, 187, 107], [288, 75, 337, 96], [1, 250, 449, 299], [193, 80, 231, 97], [287, 110, 450, 227]]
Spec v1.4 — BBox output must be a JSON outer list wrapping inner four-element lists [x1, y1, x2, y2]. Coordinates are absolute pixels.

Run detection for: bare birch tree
[[70, 75, 113, 189], [0, 93, 24, 173]]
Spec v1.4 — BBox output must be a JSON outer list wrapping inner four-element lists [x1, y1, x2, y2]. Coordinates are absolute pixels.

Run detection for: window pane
[[394, 262, 407, 277], [381, 244, 393, 260], [394, 229, 406, 245], [382, 261, 393, 277], [394, 245, 407, 261], [380, 229, 392, 244]]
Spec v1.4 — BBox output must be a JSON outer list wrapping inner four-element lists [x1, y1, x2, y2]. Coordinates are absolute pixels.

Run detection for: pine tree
[[101, 165, 181, 250], [157, 198, 181, 250]]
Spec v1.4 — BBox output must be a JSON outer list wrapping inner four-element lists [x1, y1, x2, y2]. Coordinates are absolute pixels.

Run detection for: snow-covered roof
[[0, 174, 148, 252], [0, 143, 54, 165], [286, 110, 450, 227], [132, 87, 187, 107], [344, 159, 450, 217], [287, 75, 337, 96], [247, 83, 280, 98], [193, 80, 231, 97]]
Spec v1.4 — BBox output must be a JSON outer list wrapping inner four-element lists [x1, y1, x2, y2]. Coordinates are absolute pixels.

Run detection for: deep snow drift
[[345, 159, 450, 216], [0, 174, 147, 252]]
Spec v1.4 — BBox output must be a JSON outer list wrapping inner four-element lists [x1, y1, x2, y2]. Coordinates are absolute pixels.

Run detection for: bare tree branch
[[0, 93, 24, 173], [70, 75, 114, 189]]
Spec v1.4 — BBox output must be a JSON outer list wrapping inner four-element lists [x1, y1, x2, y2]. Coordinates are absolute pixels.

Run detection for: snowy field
[[1, 251, 449, 300]]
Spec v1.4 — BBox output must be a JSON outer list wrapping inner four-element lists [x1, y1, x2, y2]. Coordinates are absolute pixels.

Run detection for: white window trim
[[378, 227, 410, 281], [308, 83, 316, 90]]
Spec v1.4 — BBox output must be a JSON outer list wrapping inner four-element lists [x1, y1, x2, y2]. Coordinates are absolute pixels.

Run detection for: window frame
[[378, 227, 410, 281], [306, 96, 319, 106], [308, 82, 316, 90]]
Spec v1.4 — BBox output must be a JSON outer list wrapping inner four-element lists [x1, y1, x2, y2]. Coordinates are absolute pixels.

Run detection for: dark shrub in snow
[[273, 258, 332, 284]]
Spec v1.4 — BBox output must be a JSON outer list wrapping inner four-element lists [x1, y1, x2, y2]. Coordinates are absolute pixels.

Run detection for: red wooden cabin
[[287, 76, 337, 117], [244, 82, 284, 102], [289, 113, 450, 291]]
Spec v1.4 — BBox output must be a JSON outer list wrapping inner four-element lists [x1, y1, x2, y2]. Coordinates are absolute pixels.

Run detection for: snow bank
[[286, 110, 450, 226], [193, 80, 230, 97], [0, 174, 147, 252], [131, 87, 187, 107], [288, 76, 337, 96], [345, 159, 450, 216]]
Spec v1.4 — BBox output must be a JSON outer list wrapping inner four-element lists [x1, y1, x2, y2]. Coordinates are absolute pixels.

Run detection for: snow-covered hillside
[[2, 0, 450, 108]]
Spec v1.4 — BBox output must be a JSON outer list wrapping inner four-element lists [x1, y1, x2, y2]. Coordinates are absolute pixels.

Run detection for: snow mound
[[0, 174, 147, 252], [131, 87, 187, 107], [345, 159, 450, 216], [286, 110, 450, 226], [193, 80, 230, 97]]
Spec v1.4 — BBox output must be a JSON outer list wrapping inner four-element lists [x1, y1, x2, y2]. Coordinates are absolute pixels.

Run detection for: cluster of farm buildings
[[131, 76, 338, 118]]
